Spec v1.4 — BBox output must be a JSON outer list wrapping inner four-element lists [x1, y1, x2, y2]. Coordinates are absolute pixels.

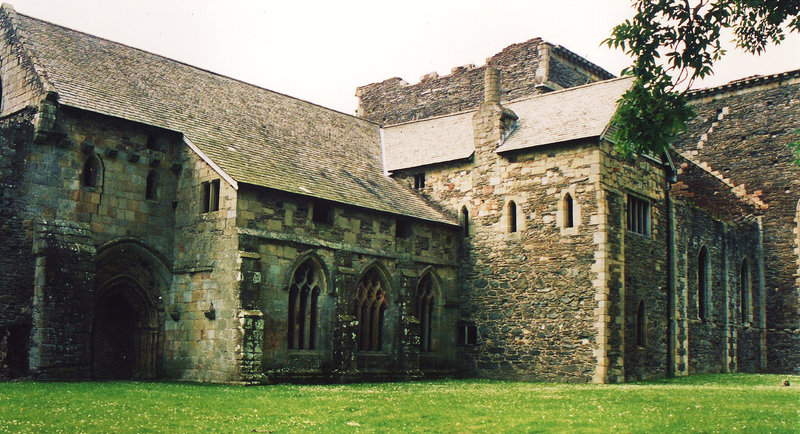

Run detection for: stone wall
[[676, 76, 800, 373], [235, 185, 461, 381], [166, 150, 241, 382], [599, 153, 669, 382], [356, 40, 614, 125], [0, 110, 35, 378], [394, 82, 607, 381], [0, 7, 47, 117]]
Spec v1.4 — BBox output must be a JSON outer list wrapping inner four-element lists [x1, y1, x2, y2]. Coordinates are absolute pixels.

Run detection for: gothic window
[[740, 259, 752, 325], [636, 300, 647, 347], [461, 206, 470, 237], [287, 260, 322, 350], [201, 179, 220, 213], [564, 193, 574, 228], [627, 195, 650, 236], [145, 170, 161, 200], [508, 200, 518, 233], [354, 268, 388, 352], [416, 274, 435, 353], [82, 154, 102, 188], [698, 247, 710, 321]]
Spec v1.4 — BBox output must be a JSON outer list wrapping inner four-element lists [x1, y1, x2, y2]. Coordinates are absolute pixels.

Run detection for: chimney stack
[[484, 67, 501, 104]]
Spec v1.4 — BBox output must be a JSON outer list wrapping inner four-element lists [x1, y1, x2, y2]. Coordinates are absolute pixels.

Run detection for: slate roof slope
[[9, 9, 455, 225], [381, 76, 632, 171], [382, 110, 475, 172], [496, 76, 633, 153]]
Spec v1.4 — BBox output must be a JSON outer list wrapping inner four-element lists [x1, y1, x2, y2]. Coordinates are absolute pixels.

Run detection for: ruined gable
[[355, 39, 614, 125]]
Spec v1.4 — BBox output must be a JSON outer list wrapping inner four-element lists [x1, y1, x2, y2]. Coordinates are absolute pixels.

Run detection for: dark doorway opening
[[92, 285, 157, 380], [0, 324, 31, 379]]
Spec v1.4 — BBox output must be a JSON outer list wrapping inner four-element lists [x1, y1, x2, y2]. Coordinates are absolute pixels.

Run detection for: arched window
[[287, 260, 322, 350], [417, 274, 435, 353], [82, 154, 102, 188], [508, 200, 517, 233], [636, 300, 647, 347], [461, 206, 470, 237], [145, 170, 161, 200], [354, 268, 388, 352], [740, 259, 751, 324], [698, 247, 710, 321], [564, 193, 574, 228]]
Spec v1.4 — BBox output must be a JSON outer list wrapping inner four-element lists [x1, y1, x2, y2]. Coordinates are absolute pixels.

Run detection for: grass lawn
[[0, 374, 797, 432]]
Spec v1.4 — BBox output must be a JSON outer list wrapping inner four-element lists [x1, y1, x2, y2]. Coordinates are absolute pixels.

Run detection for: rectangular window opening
[[312, 200, 332, 225], [396, 218, 412, 239], [627, 195, 650, 236], [202, 179, 220, 213], [458, 322, 478, 346], [413, 173, 426, 190]]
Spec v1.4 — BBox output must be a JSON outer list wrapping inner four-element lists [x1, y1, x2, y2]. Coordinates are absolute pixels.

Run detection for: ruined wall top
[[355, 38, 615, 125]]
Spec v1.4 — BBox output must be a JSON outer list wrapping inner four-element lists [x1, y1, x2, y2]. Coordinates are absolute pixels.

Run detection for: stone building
[[0, 4, 796, 383]]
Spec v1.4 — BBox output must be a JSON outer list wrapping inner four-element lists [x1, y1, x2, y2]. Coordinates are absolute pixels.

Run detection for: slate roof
[[381, 76, 632, 171], [6, 7, 455, 225], [382, 111, 475, 172], [496, 76, 633, 153]]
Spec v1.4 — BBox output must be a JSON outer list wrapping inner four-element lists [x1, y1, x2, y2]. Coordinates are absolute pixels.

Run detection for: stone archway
[[92, 241, 169, 379]]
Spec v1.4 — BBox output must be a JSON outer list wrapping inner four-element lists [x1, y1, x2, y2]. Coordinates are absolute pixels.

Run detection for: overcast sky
[[7, 0, 800, 114]]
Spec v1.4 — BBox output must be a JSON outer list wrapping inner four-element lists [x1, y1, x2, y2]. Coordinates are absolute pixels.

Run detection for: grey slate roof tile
[[381, 76, 632, 171], [497, 76, 633, 153], [12, 12, 455, 225]]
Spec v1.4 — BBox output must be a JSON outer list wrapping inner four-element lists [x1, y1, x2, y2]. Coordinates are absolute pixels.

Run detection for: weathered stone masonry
[[0, 4, 794, 383]]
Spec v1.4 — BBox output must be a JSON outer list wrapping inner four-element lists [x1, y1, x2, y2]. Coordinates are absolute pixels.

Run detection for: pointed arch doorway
[[92, 241, 169, 380], [92, 280, 158, 379]]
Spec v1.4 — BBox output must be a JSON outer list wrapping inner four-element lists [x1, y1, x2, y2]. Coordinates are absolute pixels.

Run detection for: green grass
[[0, 374, 797, 432]]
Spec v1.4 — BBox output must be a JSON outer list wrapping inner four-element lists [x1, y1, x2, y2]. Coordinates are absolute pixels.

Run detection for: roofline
[[688, 68, 800, 102], [504, 75, 634, 107], [236, 182, 460, 227], [549, 43, 616, 80], [11, 8, 380, 126], [182, 136, 238, 190], [1, 3, 55, 94]]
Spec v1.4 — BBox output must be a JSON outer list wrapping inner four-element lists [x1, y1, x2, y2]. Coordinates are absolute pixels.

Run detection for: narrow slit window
[[508, 200, 518, 233], [564, 193, 574, 228], [145, 170, 160, 200], [698, 247, 710, 321], [740, 259, 751, 324], [636, 300, 647, 347], [461, 206, 470, 237]]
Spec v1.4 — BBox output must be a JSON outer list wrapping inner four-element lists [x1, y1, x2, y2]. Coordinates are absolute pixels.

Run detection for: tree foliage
[[606, 0, 800, 157]]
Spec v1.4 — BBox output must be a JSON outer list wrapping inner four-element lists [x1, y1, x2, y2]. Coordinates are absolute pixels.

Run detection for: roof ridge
[[505, 75, 634, 106], [1, 4, 55, 95], [13, 10, 378, 125], [688, 68, 800, 99]]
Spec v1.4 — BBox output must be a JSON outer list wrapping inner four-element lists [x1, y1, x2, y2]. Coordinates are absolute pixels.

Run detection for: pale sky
[[6, 0, 800, 114]]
